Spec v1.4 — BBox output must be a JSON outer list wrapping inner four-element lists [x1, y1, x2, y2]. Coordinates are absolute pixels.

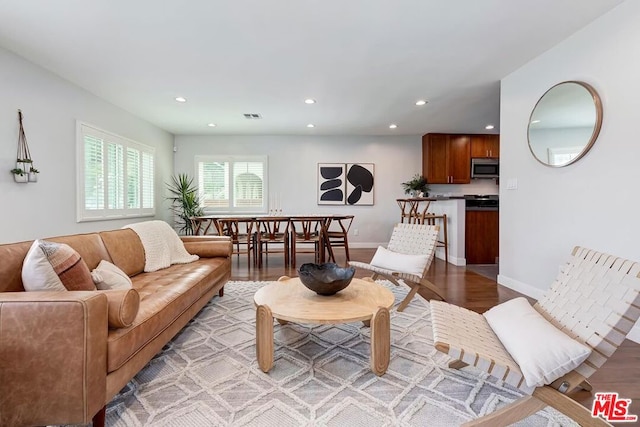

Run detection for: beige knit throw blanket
[[124, 220, 198, 272]]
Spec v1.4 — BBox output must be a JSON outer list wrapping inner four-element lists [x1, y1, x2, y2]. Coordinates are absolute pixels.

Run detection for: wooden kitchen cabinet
[[470, 134, 500, 158], [422, 133, 470, 184], [465, 210, 499, 264]]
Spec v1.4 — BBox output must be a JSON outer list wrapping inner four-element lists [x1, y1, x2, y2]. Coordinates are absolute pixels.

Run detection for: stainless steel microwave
[[471, 158, 499, 179]]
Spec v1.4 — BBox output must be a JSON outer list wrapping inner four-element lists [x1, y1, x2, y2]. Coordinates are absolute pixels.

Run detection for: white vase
[[28, 172, 38, 182]]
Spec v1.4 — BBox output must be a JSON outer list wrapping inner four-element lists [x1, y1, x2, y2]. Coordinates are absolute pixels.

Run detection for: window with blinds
[[196, 156, 267, 213], [77, 122, 155, 221]]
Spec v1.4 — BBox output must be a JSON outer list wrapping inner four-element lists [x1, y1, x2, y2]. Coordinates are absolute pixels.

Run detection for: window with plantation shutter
[[77, 122, 155, 221], [196, 155, 267, 213]]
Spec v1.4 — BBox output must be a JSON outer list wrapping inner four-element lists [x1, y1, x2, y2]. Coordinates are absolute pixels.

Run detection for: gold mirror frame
[[527, 81, 603, 168]]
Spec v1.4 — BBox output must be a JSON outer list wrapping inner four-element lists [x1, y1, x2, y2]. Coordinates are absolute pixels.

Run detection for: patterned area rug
[[105, 281, 576, 426]]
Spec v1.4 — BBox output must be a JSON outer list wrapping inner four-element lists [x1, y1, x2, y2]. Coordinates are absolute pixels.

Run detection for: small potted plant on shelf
[[401, 174, 430, 197]]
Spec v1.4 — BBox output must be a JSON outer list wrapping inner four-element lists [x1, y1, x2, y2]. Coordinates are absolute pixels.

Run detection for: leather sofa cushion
[[100, 229, 145, 277], [106, 258, 229, 372], [100, 289, 140, 329]]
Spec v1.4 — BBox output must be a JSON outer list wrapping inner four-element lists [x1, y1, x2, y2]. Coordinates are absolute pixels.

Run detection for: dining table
[[190, 214, 351, 265]]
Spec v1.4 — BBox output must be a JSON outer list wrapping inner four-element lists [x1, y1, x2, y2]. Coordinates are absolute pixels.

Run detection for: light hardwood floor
[[228, 246, 640, 412]]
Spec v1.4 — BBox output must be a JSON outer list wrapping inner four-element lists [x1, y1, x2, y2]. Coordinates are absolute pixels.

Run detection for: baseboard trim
[[348, 242, 387, 249], [435, 248, 465, 266], [497, 274, 545, 301], [498, 274, 640, 344]]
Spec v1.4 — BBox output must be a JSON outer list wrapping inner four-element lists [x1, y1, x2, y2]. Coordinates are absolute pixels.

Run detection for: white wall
[[0, 47, 174, 243], [174, 135, 422, 246], [499, 0, 640, 342]]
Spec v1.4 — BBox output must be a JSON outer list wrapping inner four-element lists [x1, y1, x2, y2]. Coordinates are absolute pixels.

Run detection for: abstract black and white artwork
[[317, 163, 346, 205], [346, 163, 374, 205]]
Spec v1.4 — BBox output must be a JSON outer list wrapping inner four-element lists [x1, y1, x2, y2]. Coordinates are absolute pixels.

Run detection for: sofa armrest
[[181, 235, 233, 258], [0, 291, 108, 426]]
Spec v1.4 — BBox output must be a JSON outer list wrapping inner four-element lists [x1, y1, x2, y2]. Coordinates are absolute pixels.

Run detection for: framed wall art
[[317, 163, 346, 205], [346, 163, 374, 205]]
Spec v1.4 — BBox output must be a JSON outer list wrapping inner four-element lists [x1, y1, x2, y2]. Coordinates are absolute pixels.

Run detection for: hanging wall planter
[[11, 110, 39, 184]]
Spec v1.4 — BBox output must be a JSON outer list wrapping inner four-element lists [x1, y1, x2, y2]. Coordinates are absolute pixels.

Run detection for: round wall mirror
[[527, 81, 603, 167]]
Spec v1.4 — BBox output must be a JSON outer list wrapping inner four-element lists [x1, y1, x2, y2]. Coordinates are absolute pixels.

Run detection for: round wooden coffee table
[[253, 276, 395, 376]]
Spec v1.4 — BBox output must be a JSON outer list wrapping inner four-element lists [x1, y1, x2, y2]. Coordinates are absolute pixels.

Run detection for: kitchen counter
[[397, 195, 499, 266]]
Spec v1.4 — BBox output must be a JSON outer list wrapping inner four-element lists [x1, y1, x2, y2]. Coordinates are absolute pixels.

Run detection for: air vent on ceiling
[[243, 113, 262, 119]]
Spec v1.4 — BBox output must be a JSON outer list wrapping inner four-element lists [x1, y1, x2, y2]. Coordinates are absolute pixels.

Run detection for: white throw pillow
[[483, 297, 591, 388], [91, 260, 133, 290], [370, 246, 428, 277], [21, 240, 67, 291]]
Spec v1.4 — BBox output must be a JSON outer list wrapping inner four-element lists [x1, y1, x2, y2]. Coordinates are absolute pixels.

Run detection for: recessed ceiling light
[[304, 98, 316, 104], [307, 123, 315, 128], [415, 100, 428, 106], [485, 124, 495, 130], [530, 120, 541, 124], [175, 96, 187, 103], [389, 124, 398, 129], [207, 123, 216, 127]]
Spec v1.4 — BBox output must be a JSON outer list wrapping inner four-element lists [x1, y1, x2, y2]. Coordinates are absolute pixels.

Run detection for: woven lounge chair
[[431, 246, 640, 426], [350, 223, 444, 312]]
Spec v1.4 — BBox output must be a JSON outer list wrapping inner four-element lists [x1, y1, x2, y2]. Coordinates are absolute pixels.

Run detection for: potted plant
[[167, 173, 204, 235], [11, 166, 27, 183], [12, 111, 39, 183], [28, 166, 39, 182], [402, 174, 430, 197]]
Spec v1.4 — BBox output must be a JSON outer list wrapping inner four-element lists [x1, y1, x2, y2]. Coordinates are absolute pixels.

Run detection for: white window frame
[[195, 155, 268, 214], [76, 121, 156, 222]]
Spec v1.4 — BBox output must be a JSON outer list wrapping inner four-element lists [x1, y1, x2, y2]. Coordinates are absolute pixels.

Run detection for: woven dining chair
[[350, 223, 444, 311], [431, 246, 640, 426]]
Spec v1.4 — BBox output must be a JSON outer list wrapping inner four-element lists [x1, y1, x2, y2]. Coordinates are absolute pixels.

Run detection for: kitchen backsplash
[[429, 179, 499, 197]]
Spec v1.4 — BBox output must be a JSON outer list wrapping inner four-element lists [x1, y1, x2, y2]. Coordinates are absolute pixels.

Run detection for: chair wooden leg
[[92, 405, 106, 427], [533, 386, 611, 427], [449, 360, 468, 369], [218, 286, 224, 297], [462, 395, 546, 427], [344, 238, 350, 262], [419, 278, 446, 301], [578, 379, 593, 392], [397, 284, 420, 312]]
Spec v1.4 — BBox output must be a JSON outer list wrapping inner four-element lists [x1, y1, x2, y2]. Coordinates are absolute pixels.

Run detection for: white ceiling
[[0, 0, 623, 136]]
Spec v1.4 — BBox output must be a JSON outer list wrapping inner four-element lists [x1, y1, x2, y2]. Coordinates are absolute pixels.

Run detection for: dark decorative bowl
[[298, 263, 356, 296]]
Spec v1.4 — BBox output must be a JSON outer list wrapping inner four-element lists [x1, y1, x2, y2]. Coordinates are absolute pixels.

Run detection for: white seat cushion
[[370, 246, 428, 277], [483, 297, 591, 387]]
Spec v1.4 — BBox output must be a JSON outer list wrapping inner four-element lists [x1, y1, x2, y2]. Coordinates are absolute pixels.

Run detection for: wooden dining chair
[[216, 218, 256, 266], [289, 216, 323, 268], [325, 215, 354, 264], [256, 217, 290, 267]]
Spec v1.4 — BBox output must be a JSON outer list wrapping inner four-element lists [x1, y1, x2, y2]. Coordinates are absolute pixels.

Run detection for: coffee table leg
[[256, 304, 274, 372], [370, 307, 390, 376]]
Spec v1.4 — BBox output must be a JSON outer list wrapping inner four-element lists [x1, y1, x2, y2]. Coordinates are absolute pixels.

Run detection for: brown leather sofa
[[0, 228, 232, 427]]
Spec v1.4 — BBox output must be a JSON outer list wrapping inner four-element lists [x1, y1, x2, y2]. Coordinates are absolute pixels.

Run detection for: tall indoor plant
[[167, 173, 204, 235]]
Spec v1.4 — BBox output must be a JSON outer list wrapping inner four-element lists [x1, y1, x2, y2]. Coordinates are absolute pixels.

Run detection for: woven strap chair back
[[535, 246, 640, 379], [387, 223, 439, 278]]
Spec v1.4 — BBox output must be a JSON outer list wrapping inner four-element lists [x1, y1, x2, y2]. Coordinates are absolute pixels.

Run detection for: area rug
[[104, 281, 576, 426]]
